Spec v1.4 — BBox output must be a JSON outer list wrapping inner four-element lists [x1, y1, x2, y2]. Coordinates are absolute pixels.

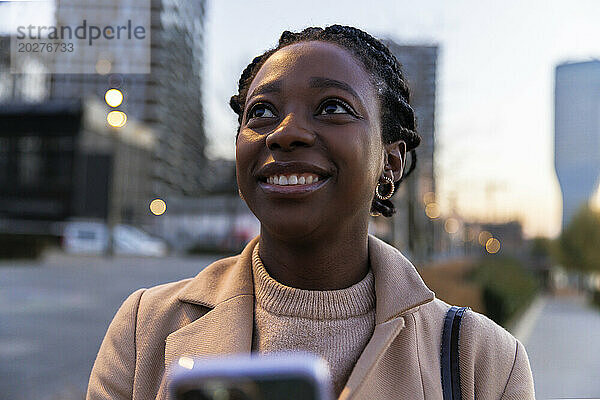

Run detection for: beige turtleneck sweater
[[251, 243, 376, 397]]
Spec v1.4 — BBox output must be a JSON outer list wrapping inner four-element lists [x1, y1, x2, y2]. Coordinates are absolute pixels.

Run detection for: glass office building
[[554, 60, 600, 229]]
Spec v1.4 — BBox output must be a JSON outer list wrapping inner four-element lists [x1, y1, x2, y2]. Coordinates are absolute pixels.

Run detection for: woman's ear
[[384, 140, 407, 181]]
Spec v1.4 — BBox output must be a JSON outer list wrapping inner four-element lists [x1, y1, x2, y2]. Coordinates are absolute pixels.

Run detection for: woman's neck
[[257, 225, 370, 290]]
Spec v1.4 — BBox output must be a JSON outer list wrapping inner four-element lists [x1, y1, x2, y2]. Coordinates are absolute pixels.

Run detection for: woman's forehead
[[247, 41, 374, 100]]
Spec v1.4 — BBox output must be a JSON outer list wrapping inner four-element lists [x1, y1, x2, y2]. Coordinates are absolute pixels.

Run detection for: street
[[0, 252, 221, 400]]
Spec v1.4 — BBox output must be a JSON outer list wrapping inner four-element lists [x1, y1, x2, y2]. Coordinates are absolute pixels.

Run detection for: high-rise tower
[[50, 0, 207, 198], [383, 41, 438, 260], [554, 60, 600, 229]]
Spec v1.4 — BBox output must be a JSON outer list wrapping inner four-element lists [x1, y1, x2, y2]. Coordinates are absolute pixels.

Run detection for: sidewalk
[[509, 294, 548, 345], [511, 293, 600, 399]]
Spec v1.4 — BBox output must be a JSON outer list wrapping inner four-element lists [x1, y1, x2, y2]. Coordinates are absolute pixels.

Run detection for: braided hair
[[230, 25, 421, 217]]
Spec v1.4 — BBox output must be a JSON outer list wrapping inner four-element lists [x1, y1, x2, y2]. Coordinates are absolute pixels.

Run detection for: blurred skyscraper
[[554, 60, 600, 229], [383, 41, 438, 261], [50, 0, 207, 197]]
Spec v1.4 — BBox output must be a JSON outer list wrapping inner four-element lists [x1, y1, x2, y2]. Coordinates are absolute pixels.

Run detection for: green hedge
[[469, 256, 539, 326], [592, 290, 600, 310]]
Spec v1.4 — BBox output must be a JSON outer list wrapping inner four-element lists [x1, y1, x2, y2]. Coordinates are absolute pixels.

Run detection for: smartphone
[[169, 352, 333, 400]]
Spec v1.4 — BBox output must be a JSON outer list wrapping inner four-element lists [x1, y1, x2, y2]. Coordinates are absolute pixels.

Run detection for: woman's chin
[[260, 216, 323, 242]]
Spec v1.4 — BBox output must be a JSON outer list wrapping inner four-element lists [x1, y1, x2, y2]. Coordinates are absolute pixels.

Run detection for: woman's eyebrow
[[248, 80, 282, 100], [309, 77, 360, 100], [247, 77, 362, 103]]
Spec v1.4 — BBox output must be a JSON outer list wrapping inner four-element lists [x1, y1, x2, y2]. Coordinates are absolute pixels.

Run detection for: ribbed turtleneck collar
[[252, 243, 375, 320]]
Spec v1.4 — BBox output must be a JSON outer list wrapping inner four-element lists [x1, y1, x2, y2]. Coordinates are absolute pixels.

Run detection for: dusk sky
[[203, 0, 600, 238], [2, 0, 599, 238]]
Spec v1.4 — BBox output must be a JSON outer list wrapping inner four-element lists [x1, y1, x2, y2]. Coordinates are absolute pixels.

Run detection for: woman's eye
[[318, 100, 355, 116], [249, 105, 276, 119]]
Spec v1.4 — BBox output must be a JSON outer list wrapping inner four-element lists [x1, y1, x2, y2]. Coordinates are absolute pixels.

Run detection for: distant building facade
[[0, 99, 155, 235], [49, 0, 208, 197], [554, 60, 600, 229], [1, 31, 157, 232], [479, 221, 525, 256], [0, 36, 51, 103], [382, 41, 438, 261]]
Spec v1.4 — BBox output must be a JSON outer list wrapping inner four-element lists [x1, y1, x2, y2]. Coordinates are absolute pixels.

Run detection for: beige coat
[[86, 235, 535, 400]]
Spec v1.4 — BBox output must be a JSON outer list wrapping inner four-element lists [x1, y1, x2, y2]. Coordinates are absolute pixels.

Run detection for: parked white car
[[62, 221, 168, 256], [112, 224, 168, 257], [62, 221, 109, 255]]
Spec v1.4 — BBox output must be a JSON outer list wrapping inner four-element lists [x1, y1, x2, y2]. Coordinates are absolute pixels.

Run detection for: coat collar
[[177, 235, 258, 308], [164, 235, 435, 398], [176, 234, 435, 324], [164, 237, 258, 373], [367, 234, 435, 324]]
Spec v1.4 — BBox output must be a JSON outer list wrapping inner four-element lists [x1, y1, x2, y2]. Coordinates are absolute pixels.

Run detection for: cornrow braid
[[230, 25, 421, 218]]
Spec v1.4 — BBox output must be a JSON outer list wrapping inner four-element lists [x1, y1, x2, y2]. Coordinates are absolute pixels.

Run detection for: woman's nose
[[266, 113, 315, 151]]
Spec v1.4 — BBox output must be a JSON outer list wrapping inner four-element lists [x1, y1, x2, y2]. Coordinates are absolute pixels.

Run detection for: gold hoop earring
[[375, 175, 395, 201]]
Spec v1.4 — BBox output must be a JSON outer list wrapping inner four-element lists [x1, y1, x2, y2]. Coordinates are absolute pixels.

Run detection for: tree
[[531, 236, 553, 259], [557, 205, 600, 273]]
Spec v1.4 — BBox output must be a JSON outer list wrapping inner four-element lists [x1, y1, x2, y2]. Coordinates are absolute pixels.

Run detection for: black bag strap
[[441, 306, 470, 400]]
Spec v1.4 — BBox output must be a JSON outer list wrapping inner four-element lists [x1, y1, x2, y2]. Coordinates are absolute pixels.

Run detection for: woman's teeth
[[267, 174, 320, 185]]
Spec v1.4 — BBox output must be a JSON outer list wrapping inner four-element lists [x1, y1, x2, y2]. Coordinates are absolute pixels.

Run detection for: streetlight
[[150, 199, 167, 216], [105, 88, 123, 107], [485, 237, 501, 254], [107, 110, 127, 128]]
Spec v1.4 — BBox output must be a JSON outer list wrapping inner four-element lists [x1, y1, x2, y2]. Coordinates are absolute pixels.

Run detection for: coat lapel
[[164, 294, 254, 368], [340, 235, 435, 399], [164, 237, 260, 369], [339, 317, 406, 399], [367, 235, 435, 326]]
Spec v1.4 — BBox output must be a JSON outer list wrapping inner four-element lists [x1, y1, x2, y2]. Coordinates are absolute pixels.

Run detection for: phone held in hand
[[169, 352, 333, 400]]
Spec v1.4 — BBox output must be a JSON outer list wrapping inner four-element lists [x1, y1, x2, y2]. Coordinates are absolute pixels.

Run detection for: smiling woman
[[86, 25, 535, 400], [237, 43, 405, 295]]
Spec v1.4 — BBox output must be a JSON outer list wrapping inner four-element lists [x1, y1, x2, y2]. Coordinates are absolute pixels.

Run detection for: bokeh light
[[95, 59, 112, 75], [478, 230, 492, 246], [425, 202, 440, 219], [106, 110, 127, 128], [108, 74, 124, 88], [423, 191, 435, 205], [444, 218, 460, 234], [105, 89, 123, 107], [485, 237, 501, 254], [149, 198, 167, 216]]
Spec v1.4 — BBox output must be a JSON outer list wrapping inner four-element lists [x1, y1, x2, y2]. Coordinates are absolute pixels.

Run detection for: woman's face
[[236, 41, 386, 240]]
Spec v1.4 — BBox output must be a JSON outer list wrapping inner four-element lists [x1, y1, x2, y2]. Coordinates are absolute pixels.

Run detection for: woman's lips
[[258, 177, 329, 196]]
